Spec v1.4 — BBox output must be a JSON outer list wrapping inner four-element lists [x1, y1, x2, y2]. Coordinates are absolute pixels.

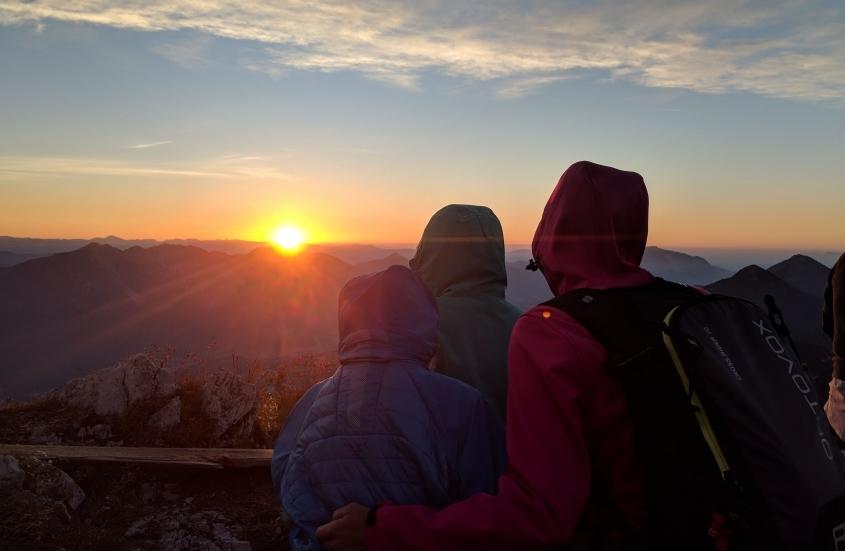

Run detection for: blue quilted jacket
[[271, 265, 505, 551]]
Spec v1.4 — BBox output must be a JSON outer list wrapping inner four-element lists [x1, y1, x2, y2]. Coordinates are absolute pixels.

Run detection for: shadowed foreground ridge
[[0, 352, 336, 550]]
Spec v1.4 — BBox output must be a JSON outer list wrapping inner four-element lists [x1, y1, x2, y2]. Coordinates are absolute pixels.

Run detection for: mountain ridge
[[1, 241, 836, 399], [767, 254, 830, 298]]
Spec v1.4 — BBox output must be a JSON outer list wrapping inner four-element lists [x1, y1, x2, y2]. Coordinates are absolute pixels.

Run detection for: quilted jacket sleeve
[[271, 382, 323, 498]]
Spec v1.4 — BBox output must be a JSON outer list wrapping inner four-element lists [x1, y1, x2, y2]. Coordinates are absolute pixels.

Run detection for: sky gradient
[[1, 1, 844, 250]]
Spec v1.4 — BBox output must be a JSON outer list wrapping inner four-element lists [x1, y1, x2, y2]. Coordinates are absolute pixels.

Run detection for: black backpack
[[544, 278, 845, 549]]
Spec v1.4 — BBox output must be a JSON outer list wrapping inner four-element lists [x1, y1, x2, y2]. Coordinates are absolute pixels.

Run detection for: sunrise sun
[[271, 225, 306, 253]]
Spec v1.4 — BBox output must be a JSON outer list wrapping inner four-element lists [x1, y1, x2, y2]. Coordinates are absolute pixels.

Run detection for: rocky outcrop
[[149, 396, 182, 431], [54, 354, 176, 416], [28, 459, 86, 511], [77, 423, 113, 442], [0, 453, 285, 550], [0, 455, 24, 489], [4, 351, 333, 449], [0, 456, 86, 533], [0, 351, 332, 549], [125, 506, 252, 551], [200, 373, 257, 441]]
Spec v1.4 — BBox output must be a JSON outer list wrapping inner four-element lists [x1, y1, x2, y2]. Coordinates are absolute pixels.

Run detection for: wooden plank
[[0, 444, 273, 469]]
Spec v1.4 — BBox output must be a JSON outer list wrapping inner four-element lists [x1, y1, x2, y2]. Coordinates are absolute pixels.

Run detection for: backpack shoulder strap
[[542, 278, 698, 365], [542, 288, 643, 358]]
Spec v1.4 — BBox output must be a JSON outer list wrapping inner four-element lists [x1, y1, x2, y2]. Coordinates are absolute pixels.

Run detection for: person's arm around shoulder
[[317, 307, 603, 551]]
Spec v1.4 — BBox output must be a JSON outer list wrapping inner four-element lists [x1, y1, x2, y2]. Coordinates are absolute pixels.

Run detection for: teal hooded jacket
[[410, 205, 522, 418]]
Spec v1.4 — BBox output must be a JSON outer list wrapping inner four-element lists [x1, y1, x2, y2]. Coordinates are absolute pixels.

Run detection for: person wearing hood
[[824, 253, 845, 441], [410, 205, 521, 419], [271, 265, 505, 551], [315, 161, 651, 550]]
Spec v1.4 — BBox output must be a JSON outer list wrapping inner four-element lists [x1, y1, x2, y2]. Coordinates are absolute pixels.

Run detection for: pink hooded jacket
[[366, 161, 654, 550]]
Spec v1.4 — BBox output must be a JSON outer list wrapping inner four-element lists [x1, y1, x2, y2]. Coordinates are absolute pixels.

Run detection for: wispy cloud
[[0, 154, 290, 180], [128, 140, 174, 149], [1, 1, 843, 100], [151, 34, 211, 69], [496, 75, 574, 99]]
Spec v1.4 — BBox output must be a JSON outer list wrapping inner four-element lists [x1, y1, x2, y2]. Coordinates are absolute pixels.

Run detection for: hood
[[410, 204, 507, 298], [338, 265, 438, 365], [532, 161, 653, 295]]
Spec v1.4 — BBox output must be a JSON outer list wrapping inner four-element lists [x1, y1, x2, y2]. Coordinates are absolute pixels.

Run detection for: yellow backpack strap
[[662, 306, 732, 480]]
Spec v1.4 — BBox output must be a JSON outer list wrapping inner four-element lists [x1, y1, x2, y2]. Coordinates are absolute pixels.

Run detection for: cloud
[[128, 140, 174, 149], [0, 154, 290, 180], [0, 1, 843, 100], [152, 34, 212, 69], [496, 75, 574, 99]]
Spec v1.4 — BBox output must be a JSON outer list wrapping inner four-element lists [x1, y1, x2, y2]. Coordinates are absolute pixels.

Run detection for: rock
[[29, 425, 61, 445], [212, 522, 232, 539], [30, 461, 86, 510], [140, 482, 157, 504], [125, 516, 152, 538], [78, 423, 117, 443], [149, 396, 182, 431], [92, 423, 111, 439], [53, 354, 176, 416], [200, 373, 257, 440], [53, 501, 71, 523], [0, 455, 24, 489], [140, 506, 248, 550]]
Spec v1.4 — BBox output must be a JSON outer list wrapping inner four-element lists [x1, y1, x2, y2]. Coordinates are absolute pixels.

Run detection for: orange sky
[[2, 166, 843, 251]]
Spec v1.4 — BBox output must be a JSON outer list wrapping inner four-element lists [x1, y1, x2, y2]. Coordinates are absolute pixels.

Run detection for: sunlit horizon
[[4, 231, 845, 256]]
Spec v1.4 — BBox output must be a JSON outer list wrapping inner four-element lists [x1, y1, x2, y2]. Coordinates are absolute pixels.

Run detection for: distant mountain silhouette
[[706, 264, 831, 396], [505, 249, 533, 263], [0, 236, 93, 256], [641, 247, 730, 285], [308, 244, 415, 265], [0, 237, 422, 267], [91, 235, 161, 249], [0, 244, 385, 399], [505, 261, 552, 311], [0, 236, 265, 262], [2, 239, 836, 399], [160, 238, 266, 255], [683, 248, 840, 272], [349, 253, 409, 276], [503, 246, 732, 311], [0, 251, 40, 267], [768, 254, 831, 298], [706, 265, 823, 340]]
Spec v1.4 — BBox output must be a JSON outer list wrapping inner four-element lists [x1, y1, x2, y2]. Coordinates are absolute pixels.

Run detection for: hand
[[315, 503, 370, 551]]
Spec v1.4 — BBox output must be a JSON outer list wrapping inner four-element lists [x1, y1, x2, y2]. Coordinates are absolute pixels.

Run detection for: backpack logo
[[703, 326, 742, 382], [755, 318, 835, 461], [833, 521, 845, 551]]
